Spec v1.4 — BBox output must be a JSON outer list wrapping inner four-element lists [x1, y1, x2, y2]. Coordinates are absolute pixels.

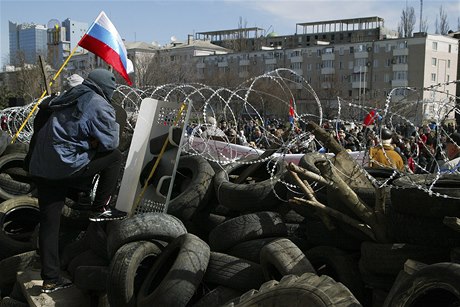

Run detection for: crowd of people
[[189, 116, 460, 174]]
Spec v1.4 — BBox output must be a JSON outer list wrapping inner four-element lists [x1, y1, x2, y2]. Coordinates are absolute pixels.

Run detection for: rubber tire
[[106, 212, 187, 259], [224, 272, 361, 307], [0, 251, 38, 289], [74, 265, 109, 291], [385, 205, 460, 248], [167, 155, 215, 221], [360, 241, 450, 276], [0, 174, 33, 200], [0, 196, 39, 260], [191, 286, 242, 307], [305, 246, 365, 304], [383, 262, 460, 307], [67, 249, 109, 280], [0, 154, 33, 200], [208, 211, 287, 252], [214, 159, 287, 212], [304, 219, 362, 251], [228, 237, 281, 263], [107, 241, 163, 307], [60, 233, 90, 270], [136, 234, 210, 307], [86, 222, 109, 261], [204, 252, 265, 292], [260, 238, 316, 281], [1, 144, 29, 157], [0, 297, 28, 307], [391, 173, 460, 218]]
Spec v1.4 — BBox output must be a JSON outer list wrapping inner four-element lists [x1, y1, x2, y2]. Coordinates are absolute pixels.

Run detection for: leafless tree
[[435, 5, 450, 34], [420, 17, 429, 33], [398, 5, 416, 37]]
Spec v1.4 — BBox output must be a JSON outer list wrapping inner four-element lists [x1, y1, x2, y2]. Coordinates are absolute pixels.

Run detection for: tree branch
[[290, 197, 376, 241]]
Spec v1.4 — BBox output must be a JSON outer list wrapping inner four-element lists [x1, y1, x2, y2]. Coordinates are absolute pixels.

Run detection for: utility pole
[[420, 0, 423, 32]]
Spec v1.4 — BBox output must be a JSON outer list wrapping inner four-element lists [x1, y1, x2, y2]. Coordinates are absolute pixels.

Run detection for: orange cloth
[[369, 145, 405, 171]]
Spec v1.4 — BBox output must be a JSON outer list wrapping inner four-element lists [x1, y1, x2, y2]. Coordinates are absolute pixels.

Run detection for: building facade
[[192, 17, 458, 125], [8, 21, 47, 65]]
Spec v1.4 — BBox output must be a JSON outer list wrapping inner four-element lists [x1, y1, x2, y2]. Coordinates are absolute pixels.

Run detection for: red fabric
[[79, 34, 132, 85], [363, 110, 376, 126]]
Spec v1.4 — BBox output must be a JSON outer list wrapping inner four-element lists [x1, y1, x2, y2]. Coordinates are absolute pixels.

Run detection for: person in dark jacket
[[27, 68, 127, 293]]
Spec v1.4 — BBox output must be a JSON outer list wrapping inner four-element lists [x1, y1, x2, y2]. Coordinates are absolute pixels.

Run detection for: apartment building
[[193, 17, 458, 125]]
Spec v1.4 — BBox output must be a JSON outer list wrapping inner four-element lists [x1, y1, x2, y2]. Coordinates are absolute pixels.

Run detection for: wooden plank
[[38, 56, 50, 95], [17, 269, 90, 307]]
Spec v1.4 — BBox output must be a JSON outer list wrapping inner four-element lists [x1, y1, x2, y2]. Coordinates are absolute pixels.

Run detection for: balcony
[[353, 66, 369, 73], [265, 58, 276, 65], [393, 48, 409, 56], [239, 59, 250, 66], [290, 55, 303, 63], [217, 61, 228, 67], [354, 51, 369, 59], [392, 64, 408, 71], [352, 81, 368, 88], [292, 69, 303, 75], [322, 53, 334, 61], [391, 80, 409, 87], [321, 67, 335, 75]]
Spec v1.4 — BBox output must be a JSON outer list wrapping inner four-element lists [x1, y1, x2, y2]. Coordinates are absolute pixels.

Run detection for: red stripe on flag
[[79, 34, 132, 85]]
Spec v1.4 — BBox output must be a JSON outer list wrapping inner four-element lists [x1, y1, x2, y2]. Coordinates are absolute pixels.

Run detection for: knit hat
[[87, 69, 116, 100], [380, 128, 393, 145]]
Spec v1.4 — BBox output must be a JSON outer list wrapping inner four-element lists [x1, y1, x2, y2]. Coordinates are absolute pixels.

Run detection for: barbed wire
[[1, 69, 459, 199]]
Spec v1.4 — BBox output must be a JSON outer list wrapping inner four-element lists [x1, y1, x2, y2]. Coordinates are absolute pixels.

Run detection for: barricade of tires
[[1, 149, 460, 306]]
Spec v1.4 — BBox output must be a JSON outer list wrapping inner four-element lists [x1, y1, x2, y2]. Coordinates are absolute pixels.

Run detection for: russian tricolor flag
[[78, 11, 133, 85]]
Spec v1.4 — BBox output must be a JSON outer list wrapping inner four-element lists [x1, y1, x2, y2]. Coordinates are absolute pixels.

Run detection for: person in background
[[437, 132, 460, 173], [26, 68, 127, 293], [369, 128, 405, 171]]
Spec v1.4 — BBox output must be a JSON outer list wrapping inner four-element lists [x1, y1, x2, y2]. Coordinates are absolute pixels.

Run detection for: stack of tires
[[2, 147, 459, 306]]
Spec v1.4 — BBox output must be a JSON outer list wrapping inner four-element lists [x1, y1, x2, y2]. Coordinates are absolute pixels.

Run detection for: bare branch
[[291, 197, 376, 241]]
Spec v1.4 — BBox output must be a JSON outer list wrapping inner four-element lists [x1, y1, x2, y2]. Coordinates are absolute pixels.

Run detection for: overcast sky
[[1, 0, 459, 68]]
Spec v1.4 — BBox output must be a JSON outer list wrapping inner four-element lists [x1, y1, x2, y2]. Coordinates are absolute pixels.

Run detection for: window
[[384, 73, 390, 83], [396, 55, 407, 64], [307, 63, 312, 71], [339, 61, 343, 69], [316, 63, 321, 70], [448, 60, 451, 68], [447, 75, 450, 82], [290, 62, 302, 69], [448, 44, 452, 53], [393, 71, 407, 80], [373, 59, 379, 68], [432, 58, 437, 66], [432, 42, 438, 51], [348, 61, 353, 69], [349, 46, 354, 53], [339, 47, 344, 55], [322, 60, 334, 68], [316, 49, 321, 56], [431, 73, 436, 82]]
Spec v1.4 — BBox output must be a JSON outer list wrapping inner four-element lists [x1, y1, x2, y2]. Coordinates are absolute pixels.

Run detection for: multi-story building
[[193, 17, 458, 125], [8, 19, 87, 69], [8, 21, 47, 65]]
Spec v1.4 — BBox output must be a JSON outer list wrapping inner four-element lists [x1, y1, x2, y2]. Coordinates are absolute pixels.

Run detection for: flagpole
[[11, 44, 80, 143]]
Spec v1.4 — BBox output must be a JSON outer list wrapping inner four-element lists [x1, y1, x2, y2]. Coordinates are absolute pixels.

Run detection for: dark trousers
[[37, 149, 122, 281]]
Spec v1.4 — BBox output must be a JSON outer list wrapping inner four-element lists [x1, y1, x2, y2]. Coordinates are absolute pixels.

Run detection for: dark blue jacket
[[29, 79, 119, 179]]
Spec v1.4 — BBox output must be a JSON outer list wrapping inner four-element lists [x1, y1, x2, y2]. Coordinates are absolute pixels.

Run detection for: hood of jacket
[[40, 78, 109, 111]]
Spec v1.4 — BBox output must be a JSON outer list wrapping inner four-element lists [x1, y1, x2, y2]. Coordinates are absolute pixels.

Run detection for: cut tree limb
[[290, 197, 376, 241]]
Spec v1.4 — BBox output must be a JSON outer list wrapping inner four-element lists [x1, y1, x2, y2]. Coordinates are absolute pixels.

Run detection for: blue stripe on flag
[[88, 23, 127, 69]]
